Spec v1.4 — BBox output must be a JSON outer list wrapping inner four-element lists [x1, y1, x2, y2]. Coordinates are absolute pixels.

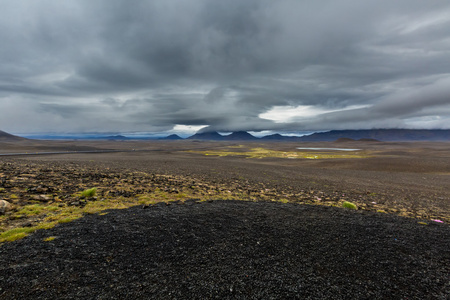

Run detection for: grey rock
[[0, 199, 12, 215]]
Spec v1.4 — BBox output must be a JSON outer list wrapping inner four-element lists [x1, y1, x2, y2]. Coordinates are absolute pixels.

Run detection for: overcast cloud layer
[[1, 0, 450, 135]]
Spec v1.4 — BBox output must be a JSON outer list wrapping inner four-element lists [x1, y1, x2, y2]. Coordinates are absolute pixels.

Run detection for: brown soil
[[3, 140, 448, 221]]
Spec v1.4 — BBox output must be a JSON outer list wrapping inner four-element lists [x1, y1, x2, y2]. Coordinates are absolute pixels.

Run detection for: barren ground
[[2, 140, 449, 223], [0, 140, 449, 299]]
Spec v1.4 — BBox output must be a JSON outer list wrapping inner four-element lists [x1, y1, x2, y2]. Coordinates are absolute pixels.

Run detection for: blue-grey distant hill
[[299, 129, 450, 141], [0, 130, 28, 141], [105, 135, 130, 140]]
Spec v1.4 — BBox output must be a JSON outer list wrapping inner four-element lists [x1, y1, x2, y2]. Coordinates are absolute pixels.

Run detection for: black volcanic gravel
[[0, 200, 448, 299]]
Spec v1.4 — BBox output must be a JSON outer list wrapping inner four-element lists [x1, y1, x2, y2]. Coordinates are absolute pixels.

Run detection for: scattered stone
[[22, 221, 33, 227], [36, 186, 47, 193], [0, 200, 12, 215], [32, 195, 52, 201]]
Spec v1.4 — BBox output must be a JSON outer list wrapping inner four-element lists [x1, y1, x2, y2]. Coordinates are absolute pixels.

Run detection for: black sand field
[[0, 140, 449, 299], [1, 200, 448, 299]]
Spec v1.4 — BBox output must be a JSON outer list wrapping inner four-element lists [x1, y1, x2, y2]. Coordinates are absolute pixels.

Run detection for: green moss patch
[[189, 147, 369, 159], [80, 187, 97, 198], [342, 201, 358, 210]]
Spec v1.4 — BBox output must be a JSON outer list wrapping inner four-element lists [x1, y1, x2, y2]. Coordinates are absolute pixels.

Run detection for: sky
[[1, 0, 450, 136]]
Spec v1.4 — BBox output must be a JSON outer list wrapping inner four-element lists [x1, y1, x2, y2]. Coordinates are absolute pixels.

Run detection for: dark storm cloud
[[0, 0, 449, 133]]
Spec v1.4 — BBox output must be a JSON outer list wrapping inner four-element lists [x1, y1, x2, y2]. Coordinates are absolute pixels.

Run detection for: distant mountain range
[[298, 129, 450, 141], [187, 131, 258, 141], [2, 129, 450, 142], [185, 129, 450, 141]]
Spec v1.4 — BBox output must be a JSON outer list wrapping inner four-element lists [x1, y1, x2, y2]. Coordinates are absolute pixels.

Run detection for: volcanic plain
[[0, 139, 449, 298]]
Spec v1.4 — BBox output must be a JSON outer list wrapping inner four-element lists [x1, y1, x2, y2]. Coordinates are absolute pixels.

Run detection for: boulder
[[0, 200, 12, 215], [31, 195, 52, 202]]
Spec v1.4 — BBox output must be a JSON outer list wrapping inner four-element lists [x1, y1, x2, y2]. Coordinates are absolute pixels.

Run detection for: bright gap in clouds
[[259, 105, 370, 123], [171, 125, 208, 136]]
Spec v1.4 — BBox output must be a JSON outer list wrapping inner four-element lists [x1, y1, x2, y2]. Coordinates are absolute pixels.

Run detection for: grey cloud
[[0, 0, 449, 134], [288, 77, 450, 131], [374, 78, 450, 116], [122, 87, 279, 131]]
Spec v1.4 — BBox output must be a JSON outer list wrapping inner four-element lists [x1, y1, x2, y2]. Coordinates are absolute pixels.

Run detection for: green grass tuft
[[80, 187, 97, 198], [0, 227, 35, 243], [15, 204, 46, 216], [342, 201, 358, 210], [58, 216, 80, 224]]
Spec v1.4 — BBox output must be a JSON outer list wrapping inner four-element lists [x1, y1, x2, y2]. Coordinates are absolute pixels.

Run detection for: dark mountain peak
[[223, 131, 257, 140], [260, 133, 294, 141], [0, 130, 27, 141], [188, 131, 224, 140], [160, 134, 183, 140]]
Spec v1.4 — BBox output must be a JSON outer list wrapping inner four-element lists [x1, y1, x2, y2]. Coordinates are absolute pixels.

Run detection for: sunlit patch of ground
[[188, 147, 370, 159]]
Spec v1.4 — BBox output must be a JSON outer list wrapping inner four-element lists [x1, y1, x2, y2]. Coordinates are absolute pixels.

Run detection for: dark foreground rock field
[[0, 200, 448, 299]]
